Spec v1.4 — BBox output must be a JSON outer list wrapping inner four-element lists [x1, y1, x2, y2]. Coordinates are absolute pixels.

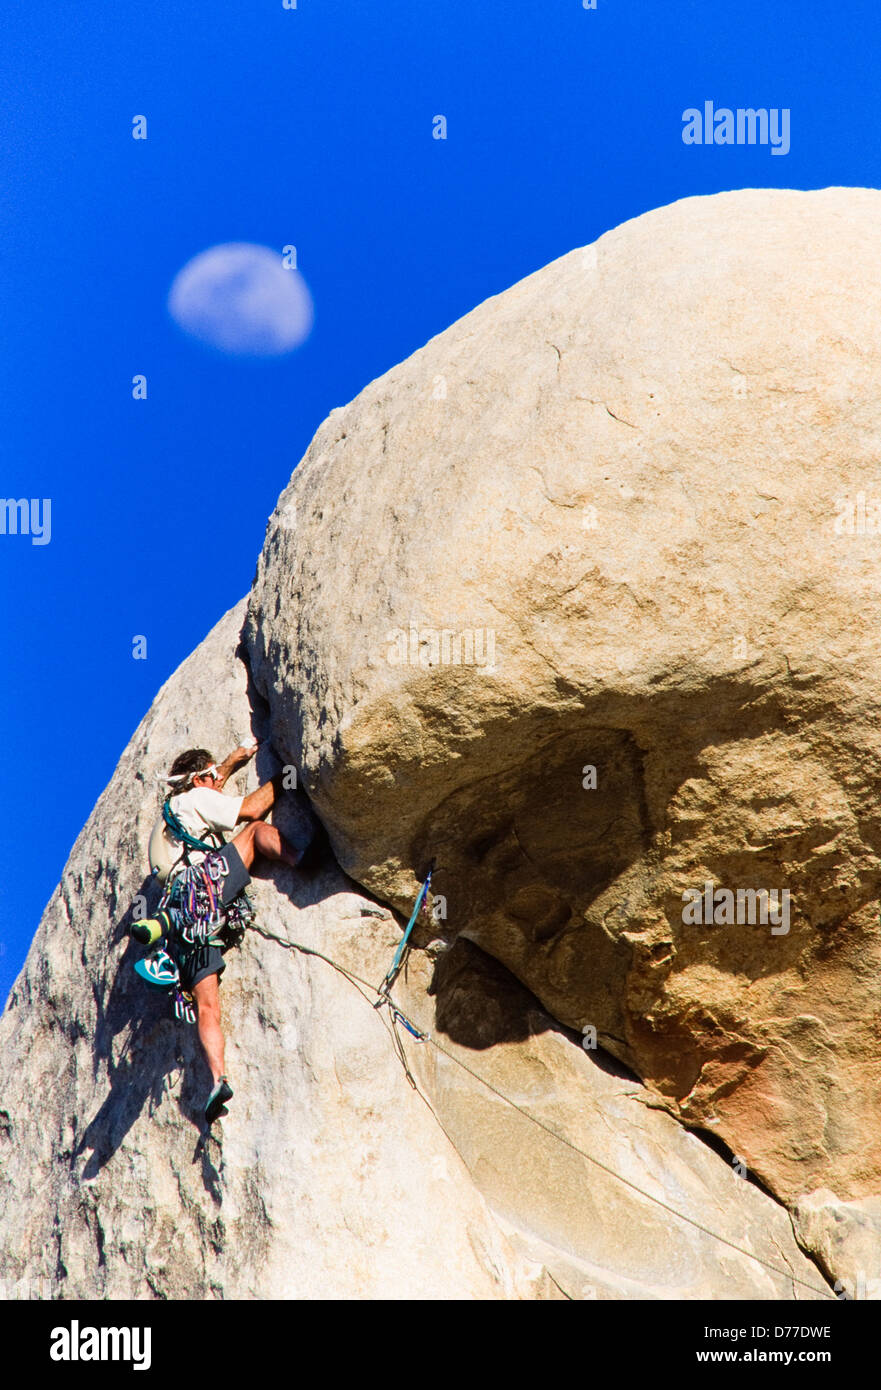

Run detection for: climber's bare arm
[[214, 741, 258, 791], [238, 773, 283, 823]]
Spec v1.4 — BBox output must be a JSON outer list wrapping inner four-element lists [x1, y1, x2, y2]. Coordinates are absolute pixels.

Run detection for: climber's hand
[[214, 739, 260, 790]]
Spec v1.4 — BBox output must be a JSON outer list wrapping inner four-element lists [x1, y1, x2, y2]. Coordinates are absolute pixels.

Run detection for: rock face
[[0, 603, 828, 1300], [6, 187, 877, 1299], [245, 188, 881, 1266], [402, 940, 826, 1299], [0, 605, 541, 1300]]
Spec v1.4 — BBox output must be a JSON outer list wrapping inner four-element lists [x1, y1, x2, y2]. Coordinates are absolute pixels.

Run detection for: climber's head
[[166, 748, 218, 795]]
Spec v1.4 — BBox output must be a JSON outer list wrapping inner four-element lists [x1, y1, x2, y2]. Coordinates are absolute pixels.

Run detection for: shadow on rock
[[429, 937, 565, 1049], [77, 876, 214, 1182], [429, 937, 641, 1086]]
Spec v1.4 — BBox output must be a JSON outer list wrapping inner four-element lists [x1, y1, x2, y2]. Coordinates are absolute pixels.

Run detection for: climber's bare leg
[[231, 819, 302, 872], [192, 973, 225, 1083]]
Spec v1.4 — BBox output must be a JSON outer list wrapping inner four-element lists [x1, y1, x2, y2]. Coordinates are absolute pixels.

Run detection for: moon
[[168, 243, 314, 356]]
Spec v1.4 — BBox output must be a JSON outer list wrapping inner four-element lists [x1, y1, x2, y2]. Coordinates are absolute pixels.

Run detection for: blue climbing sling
[[378, 862, 434, 996], [162, 799, 221, 857]]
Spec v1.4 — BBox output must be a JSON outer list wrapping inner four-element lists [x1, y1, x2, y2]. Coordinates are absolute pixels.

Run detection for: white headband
[[159, 763, 218, 786]]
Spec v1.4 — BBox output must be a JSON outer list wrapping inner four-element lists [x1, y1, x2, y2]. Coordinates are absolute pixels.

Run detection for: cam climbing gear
[[159, 853, 256, 949]]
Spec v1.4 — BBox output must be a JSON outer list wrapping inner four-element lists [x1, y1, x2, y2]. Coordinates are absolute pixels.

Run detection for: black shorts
[[216, 840, 251, 904], [174, 842, 251, 992]]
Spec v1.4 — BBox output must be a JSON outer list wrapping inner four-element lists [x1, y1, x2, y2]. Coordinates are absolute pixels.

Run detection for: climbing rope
[[246, 919, 834, 1300]]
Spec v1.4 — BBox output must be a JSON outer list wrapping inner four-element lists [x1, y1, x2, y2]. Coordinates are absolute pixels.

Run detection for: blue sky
[[0, 0, 877, 1002]]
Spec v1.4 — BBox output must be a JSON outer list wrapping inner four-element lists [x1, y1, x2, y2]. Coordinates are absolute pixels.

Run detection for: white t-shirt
[[168, 787, 244, 867]]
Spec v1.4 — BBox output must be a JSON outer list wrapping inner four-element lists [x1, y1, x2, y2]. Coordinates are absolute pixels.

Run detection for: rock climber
[[134, 740, 312, 1124]]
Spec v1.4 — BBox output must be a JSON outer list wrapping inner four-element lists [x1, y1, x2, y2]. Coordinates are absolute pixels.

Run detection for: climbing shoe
[[131, 909, 173, 947], [134, 948, 179, 991], [205, 1077, 234, 1124]]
